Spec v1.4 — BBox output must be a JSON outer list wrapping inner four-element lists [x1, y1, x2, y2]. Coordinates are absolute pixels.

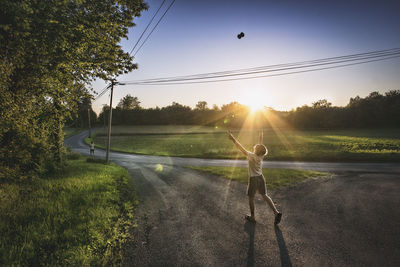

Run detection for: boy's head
[[254, 144, 267, 156]]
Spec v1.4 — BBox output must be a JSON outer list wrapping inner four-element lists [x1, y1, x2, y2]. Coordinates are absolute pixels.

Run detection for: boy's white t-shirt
[[247, 152, 264, 177]]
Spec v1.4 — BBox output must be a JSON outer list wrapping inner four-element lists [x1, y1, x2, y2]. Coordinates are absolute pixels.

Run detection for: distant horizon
[[93, 88, 396, 115]]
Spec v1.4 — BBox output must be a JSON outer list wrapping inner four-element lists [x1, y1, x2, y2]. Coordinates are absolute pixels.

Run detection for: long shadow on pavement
[[244, 221, 256, 267], [274, 225, 293, 267]]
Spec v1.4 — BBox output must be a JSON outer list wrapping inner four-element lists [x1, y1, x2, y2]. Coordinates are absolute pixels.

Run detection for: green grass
[[64, 127, 85, 139], [187, 166, 327, 189], [88, 126, 400, 162], [0, 158, 137, 266]]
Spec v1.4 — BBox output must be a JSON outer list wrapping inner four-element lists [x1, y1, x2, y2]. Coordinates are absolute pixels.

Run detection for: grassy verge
[[0, 158, 137, 266], [64, 127, 85, 139], [187, 166, 327, 189], [87, 127, 400, 162]]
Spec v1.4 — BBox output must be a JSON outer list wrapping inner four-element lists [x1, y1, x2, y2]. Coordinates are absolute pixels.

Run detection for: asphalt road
[[65, 131, 400, 266]]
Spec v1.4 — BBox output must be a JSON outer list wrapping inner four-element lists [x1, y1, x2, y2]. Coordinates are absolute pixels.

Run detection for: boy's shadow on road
[[274, 225, 293, 267], [244, 222, 292, 267], [244, 221, 256, 267]]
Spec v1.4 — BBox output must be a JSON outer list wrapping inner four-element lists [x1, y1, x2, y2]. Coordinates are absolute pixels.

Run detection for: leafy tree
[[195, 101, 208, 110], [312, 99, 332, 108], [66, 94, 97, 128], [0, 0, 147, 180], [98, 105, 110, 128], [117, 94, 141, 110]]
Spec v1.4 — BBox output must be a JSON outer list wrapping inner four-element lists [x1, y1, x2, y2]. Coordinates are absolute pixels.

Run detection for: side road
[[65, 131, 400, 266]]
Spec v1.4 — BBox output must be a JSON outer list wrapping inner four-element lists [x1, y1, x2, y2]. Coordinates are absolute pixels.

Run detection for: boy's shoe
[[245, 215, 256, 223], [274, 213, 282, 225]]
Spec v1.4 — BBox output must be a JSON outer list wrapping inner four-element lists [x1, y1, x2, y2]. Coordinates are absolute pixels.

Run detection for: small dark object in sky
[[237, 32, 245, 39]]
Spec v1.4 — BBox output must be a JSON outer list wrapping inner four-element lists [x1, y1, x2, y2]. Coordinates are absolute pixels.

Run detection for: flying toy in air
[[237, 32, 245, 39]]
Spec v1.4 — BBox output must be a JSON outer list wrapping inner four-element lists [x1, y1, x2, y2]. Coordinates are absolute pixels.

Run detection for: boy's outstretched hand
[[227, 130, 248, 156]]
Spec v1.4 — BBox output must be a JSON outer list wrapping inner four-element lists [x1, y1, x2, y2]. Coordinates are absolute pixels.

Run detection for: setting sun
[[241, 93, 267, 113], [247, 102, 265, 113]]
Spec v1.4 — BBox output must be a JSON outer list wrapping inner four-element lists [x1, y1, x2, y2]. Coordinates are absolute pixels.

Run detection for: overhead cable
[[119, 48, 400, 85], [129, 54, 400, 85], [129, 0, 167, 56], [133, 0, 176, 57]]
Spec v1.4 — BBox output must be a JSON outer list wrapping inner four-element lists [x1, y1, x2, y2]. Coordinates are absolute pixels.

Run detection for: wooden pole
[[106, 82, 114, 163]]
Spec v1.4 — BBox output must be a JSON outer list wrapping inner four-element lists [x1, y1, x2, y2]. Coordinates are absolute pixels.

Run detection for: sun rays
[[236, 107, 296, 156]]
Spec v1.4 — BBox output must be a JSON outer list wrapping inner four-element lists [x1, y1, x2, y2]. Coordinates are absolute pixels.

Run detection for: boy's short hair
[[255, 144, 267, 156]]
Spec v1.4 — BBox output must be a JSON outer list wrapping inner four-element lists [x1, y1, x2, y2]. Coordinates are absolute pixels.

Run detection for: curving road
[[65, 131, 400, 266]]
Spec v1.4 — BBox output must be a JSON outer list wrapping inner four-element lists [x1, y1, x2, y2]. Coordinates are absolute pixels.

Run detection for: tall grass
[[0, 158, 136, 266]]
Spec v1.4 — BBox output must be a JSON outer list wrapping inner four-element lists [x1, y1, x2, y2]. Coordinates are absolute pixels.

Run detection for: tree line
[[0, 0, 147, 181], [96, 90, 400, 129]]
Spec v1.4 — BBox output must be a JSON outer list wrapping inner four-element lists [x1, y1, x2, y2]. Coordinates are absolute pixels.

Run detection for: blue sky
[[91, 0, 400, 113]]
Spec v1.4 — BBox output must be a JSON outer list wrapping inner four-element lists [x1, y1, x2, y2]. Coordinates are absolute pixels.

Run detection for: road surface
[[65, 131, 400, 266]]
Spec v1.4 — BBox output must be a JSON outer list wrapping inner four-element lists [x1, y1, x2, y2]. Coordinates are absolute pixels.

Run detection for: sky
[[91, 0, 400, 114]]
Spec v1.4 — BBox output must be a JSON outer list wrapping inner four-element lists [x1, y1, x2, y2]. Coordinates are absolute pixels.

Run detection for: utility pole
[[106, 81, 114, 163], [105, 81, 125, 163], [88, 108, 91, 138]]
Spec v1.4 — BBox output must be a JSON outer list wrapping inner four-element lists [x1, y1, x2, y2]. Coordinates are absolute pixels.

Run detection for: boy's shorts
[[247, 175, 267, 197]]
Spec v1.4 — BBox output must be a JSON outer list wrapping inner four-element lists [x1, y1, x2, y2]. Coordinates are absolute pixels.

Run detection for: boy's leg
[[246, 177, 257, 221], [248, 196, 255, 219], [262, 194, 279, 216]]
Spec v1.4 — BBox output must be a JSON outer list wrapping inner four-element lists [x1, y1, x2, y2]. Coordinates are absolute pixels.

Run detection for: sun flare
[[242, 97, 266, 113], [247, 102, 265, 113], [240, 89, 268, 113]]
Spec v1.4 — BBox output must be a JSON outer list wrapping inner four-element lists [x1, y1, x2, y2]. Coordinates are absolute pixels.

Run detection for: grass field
[[0, 157, 136, 266], [87, 126, 400, 162], [187, 166, 326, 189], [64, 127, 85, 139]]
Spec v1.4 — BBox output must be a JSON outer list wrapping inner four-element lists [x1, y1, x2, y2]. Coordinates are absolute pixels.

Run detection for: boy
[[227, 130, 282, 224], [90, 141, 95, 156]]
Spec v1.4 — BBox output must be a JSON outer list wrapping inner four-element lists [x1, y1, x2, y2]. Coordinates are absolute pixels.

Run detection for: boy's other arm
[[228, 131, 248, 156], [258, 130, 263, 144]]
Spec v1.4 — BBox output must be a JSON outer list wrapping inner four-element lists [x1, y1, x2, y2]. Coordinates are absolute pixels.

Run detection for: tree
[[312, 99, 332, 108], [195, 101, 208, 110], [117, 94, 141, 110], [66, 94, 97, 128], [0, 0, 147, 180]]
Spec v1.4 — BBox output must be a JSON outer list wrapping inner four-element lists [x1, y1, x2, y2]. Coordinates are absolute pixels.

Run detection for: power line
[[119, 48, 400, 85], [129, 0, 167, 56], [129, 54, 400, 85], [130, 48, 400, 83], [94, 84, 111, 101], [94, 0, 175, 102], [133, 49, 400, 83], [93, 48, 400, 98], [133, 0, 176, 57]]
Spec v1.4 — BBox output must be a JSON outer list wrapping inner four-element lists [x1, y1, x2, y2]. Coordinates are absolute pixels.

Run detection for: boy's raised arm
[[258, 129, 263, 144], [227, 131, 248, 156]]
